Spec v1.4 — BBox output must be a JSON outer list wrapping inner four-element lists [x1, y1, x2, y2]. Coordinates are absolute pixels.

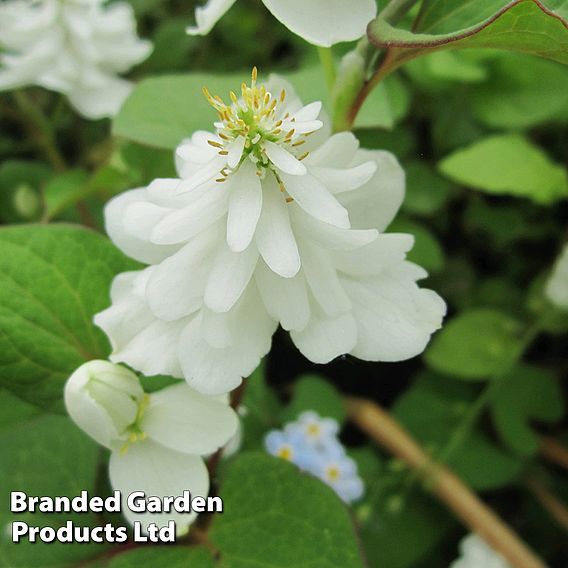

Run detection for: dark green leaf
[[107, 546, 214, 568], [211, 453, 365, 568], [425, 309, 524, 380], [490, 365, 564, 456]]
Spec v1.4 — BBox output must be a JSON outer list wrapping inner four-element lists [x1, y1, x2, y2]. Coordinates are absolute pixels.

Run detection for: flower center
[[203, 67, 313, 183], [306, 423, 321, 437], [326, 466, 341, 483], [120, 394, 150, 454], [277, 445, 294, 461]]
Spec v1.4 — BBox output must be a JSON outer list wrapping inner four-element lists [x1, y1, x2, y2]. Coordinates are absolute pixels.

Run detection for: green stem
[[13, 90, 66, 172], [317, 46, 336, 95], [436, 322, 542, 468]]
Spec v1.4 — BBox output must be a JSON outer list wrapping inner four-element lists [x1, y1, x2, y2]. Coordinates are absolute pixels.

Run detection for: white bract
[[64, 360, 238, 530], [545, 244, 568, 310], [95, 71, 446, 396], [0, 0, 151, 119], [187, 0, 377, 47], [450, 534, 511, 568]]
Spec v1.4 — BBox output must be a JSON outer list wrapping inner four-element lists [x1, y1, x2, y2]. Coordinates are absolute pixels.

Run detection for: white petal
[[255, 260, 310, 331], [111, 317, 187, 379], [109, 441, 209, 531], [291, 101, 322, 122], [227, 135, 246, 169], [262, 0, 377, 46], [142, 383, 238, 455], [337, 150, 405, 232], [176, 156, 227, 193], [151, 182, 230, 245], [179, 286, 277, 395], [310, 161, 377, 194], [299, 240, 351, 317], [67, 75, 132, 119], [333, 234, 414, 276], [264, 141, 307, 176], [344, 269, 446, 361], [104, 189, 178, 264], [226, 160, 263, 252], [282, 172, 350, 228], [204, 242, 259, 313], [293, 209, 377, 251], [186, 0, 237, 35], [145, 226, 220, 321], [307, 132, 360, 167], [291, 304, 357, 363], [255, 175, 300, 278]]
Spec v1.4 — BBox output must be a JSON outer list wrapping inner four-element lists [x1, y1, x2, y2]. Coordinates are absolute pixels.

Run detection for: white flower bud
[[64, 360, 144, 449]]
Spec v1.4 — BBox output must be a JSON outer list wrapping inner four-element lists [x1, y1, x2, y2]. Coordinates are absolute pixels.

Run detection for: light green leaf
[[43, 169, 90, 221], [0, 414, 104, 567], [471, 53, 568, 129], [0, 225, 138, 411], [490, 365, 564, 456], [107, 546, 214, 568], [282, 375, 346, 424], [439, 134, 568, 204], [425, 309, 524, 380], [211, 453, 365, 568], [355, 76, 410, 130], [369, 0, 568, 67]]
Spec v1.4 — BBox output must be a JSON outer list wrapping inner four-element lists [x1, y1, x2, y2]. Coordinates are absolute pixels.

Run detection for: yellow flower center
[[203, 67, 313, 187], [119, 394, 150, 455], [326, 466, 341, 483], [277, 445, 294, 461]]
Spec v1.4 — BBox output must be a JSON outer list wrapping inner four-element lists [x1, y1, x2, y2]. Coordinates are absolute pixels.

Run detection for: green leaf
[[282, 375, 346, 424], [471, 53, 568, 129], [113, 68, 328, 150], [394, 373, 523, 489], [490, 365, 564, 456], [211, 453, 365, 568], [389, 218, 445, 273], [402, 162, 454, 216], [0, 225, 138, 411], [0, 389, 40, 432], [42, 169, 90, 221], [355, 76, 410, 130], [0, 414, 104, 567], [425, 309, 524, 380], [107, 546, 214, 568], [439, 134, 568, 204], [369, 0, 568, 67]]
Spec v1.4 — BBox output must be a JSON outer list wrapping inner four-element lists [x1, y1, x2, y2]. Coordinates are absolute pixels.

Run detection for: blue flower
[[311, 450, 364, 504], [264, 429, 315, 470], [285, 411, 339, 449]]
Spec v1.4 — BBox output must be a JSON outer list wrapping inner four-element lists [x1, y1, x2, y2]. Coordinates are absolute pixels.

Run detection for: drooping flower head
[[0, 0, 152, 118], [187, 0, 378, 47], [95, 71, 446, 396], [65, 361, 238, 530]]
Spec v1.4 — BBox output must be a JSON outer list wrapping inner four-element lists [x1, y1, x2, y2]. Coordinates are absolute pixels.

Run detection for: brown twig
[[526, 477, 568, 533], [540, 436, 568, 470], [346, 397, 547, 568]]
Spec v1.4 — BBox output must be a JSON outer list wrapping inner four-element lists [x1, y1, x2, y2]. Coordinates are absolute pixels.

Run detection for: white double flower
[[95, 72, 446, 395], [187, 0, 377, 47], [0, 0, 151, 119], [65, 360, 238, 530]]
